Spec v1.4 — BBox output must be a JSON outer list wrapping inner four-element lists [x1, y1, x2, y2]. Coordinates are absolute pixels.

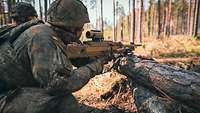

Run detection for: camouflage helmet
[[47, 0, 90, 28], [11, 2, 38, 22]]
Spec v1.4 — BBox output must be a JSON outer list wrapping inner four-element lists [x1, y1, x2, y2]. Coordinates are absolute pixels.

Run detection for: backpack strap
[[9, 19, 44, 44], [0, 25, 16, 36], [0, 19, 44, 45]]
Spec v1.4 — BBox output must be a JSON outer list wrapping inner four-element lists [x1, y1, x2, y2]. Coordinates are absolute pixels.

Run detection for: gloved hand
[[84, 48, 115, 75], [97, 55, 113, 65]]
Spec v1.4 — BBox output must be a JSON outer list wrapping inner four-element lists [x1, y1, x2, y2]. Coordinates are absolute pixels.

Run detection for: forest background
[[0, 0, 200, 58], [1, 0, 200, 112]]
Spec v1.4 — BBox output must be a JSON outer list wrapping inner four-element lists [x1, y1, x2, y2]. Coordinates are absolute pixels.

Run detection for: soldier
[[11, 2, 38, 25], [0, 0, 110, 113], [0, 2, 38, 36]]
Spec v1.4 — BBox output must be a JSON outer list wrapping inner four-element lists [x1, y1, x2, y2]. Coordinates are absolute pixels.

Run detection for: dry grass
[[134, 35, 200, 58]]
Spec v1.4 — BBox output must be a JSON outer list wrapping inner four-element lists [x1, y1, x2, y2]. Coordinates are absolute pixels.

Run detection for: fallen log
[[118, 56, 200, 112], [133, 86, 180, 113], [133, 86, 199, 113], [154, 57, 200, 64]]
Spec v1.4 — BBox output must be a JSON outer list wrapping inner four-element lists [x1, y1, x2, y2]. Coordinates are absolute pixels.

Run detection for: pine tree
[[39, 0, 43, 20], [44, 0, 48, 21], [190, 0, 197, 36], [130, 0, 135, 44], [187, 0, 192, 34], [157, 0, 161, 38], [164, 0, 172, 37], [194, 0, 200, 36], [137, 0, 143, 43]]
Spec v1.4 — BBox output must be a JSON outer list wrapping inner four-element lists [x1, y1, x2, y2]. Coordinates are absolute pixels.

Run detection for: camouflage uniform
[[0, 23, 104, 113], [0, 0, 105, 112]]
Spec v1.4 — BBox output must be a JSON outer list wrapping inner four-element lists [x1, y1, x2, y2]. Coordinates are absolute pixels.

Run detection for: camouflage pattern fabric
[[0, 25, 15, 37], [2, 88, 80, 113], [0, 24, 104, 113]]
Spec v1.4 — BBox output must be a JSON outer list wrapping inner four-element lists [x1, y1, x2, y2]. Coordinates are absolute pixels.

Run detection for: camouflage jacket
[[11, 24, 103, 94]]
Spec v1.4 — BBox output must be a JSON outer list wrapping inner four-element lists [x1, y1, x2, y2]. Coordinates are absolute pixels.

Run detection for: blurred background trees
[[0, 0, 200, 42]]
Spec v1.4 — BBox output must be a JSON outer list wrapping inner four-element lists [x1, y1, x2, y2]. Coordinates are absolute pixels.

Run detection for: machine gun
[[52, 30, 141, 71], [67, 30, 134, 59], [53, 30, 140, 60]]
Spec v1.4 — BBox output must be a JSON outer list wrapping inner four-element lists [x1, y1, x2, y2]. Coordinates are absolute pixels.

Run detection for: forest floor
[[74, 36, 200, 113]]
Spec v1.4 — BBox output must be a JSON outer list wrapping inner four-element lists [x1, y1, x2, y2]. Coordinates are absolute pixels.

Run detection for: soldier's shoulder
[[15, 24, 54, 46], [25, 24, 53, 35]]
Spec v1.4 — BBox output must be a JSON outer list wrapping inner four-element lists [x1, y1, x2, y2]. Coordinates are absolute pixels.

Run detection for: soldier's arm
[[28, 34, 103, 93]]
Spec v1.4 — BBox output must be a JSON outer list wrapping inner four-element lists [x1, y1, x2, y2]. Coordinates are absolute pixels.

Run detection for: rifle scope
[[86, 30, 104, 42]]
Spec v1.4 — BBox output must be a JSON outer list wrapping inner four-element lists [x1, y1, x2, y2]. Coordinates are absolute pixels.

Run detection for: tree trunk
[[0, 1, 3, 26], [113, 0, 116, 41], [44, 0, 48, 21], [39, 0, 43, 20], [100, 0, 104, 35], [7, 0, 11, 23], [164, 0, 172, 37], [194, 0, 200, 36], [157, 0, 161, 38], [128, 0, 131, 40], [0, 17, 3, 26], [116, 1, 119, 41], [187, 0, 192, 35], [32, 0, 35, 7], [176, 11, 179, 34], [120, 17, 124, 41], [2, 1, 7, 25], [49, 0, 51, 6], [130, 0, 135, 45], [190, 0, 197, 36], [151, 1, 155, 36], [162, 7, 166, 34], [119, 56, 200, 112], [148, 1, 152, 36], [137, 0, 143, 44]]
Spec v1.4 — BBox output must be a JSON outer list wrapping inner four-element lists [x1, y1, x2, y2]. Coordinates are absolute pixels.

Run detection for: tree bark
[[128, 0, 131, 40], [137, 0, 143, 44], [190, 0, 197, 36], [2, 1, 7, 25], [119, 56, 200, 112], [194, 0, 200, 36], [44, 0, 48, 21], [151, 1, 155, 36], [133, 86, 181, 113], [7, 0, 11, 23], [134, 86, 199, 113], [148, 1, 152, 36], [120, 17, 124, 41], [39, 0, 43, 20], [187, 0, 192, 35], [100, 0, 104, 35], [130, 0, 135, 44], [157, 0, 161, 38], [164, 0, 172, 37], [113, 0, 116, 41], [162, 7, 166, 34]]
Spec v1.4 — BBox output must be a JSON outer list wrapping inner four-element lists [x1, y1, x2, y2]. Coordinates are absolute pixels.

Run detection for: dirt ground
[[74, 72, 137, 113]]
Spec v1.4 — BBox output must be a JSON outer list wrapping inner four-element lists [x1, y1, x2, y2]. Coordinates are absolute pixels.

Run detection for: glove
[[97, 55, 113, 65]]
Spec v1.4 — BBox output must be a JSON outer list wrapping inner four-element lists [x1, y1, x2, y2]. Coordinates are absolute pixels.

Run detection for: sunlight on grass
[[135, 36, 200, 58]]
